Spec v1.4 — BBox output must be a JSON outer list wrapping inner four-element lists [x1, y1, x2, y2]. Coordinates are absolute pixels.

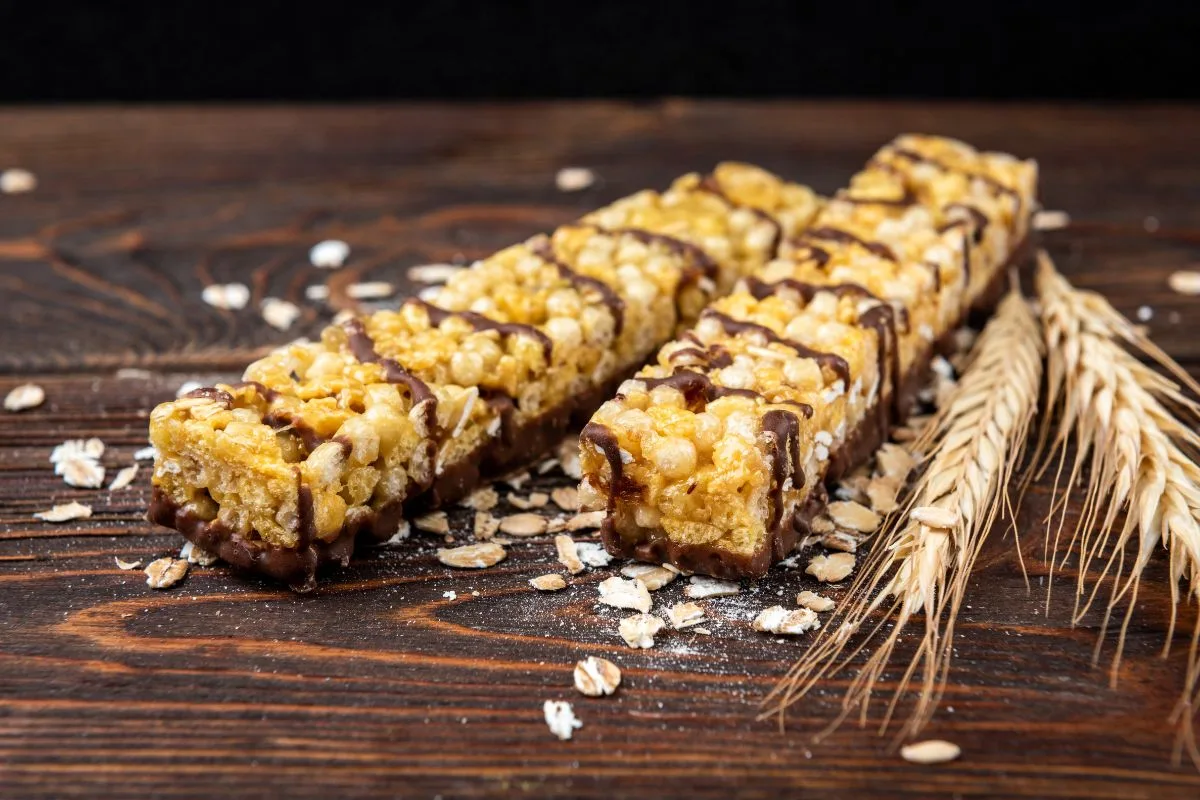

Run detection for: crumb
[[498, 512, 549, 537], [620, 563, 679, 591], [806, 552, 855, 583], [201, 283, 250, 311], [543, 700, 582, 740], [900, 739, 961, 765], [108, 464, 139, 491], [0, 167, 37, 194], [530, 574, 567, 591], [261, 297, 301, 331], [414, 511, 450, 535], [618, 614, 663, 648], [597, 576, 651, 613], [573, 656, 621, 696], [555, 167, 596, 192], [310, 239, 350, 269], [4, 383, 44, 412], [684, 576, 740, 599], [436, 542, 506, 569], [34, 501, 92, 522], [752, 606, 820, 635], [407, 264, 464, 283], [144, 557, 189, 589], [796, 591, 836, 612], [667, 602, 706, 629], [346, 281, 394, 300], [555, 534, 585, 574]]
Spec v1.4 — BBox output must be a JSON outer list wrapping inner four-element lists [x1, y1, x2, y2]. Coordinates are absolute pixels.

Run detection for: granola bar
[[578, 135, 1037, 578], [148, 164, 820, 589]]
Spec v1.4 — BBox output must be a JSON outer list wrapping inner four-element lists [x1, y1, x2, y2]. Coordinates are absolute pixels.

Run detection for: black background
[[3, 1, 1197, 102]]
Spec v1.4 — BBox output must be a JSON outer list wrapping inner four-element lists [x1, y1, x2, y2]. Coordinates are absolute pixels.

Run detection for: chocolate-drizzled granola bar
[[578, 135, 1037, 578], [147, 164, 821, 589]]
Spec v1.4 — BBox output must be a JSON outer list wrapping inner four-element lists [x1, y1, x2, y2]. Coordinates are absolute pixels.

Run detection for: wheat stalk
[[1035, 251, 1200, 766], [765, 287, 1043, 744]]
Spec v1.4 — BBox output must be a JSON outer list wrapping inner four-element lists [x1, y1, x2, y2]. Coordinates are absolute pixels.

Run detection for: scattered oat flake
[[443, 591, 458, 601], [1168, 270, 1200, 296], [619, 613, 663, 649], [620, 563, 678, 591], [550, 486, 579, 511], [310, 239, 350, 269], [668, 602, 706, 629], [753, 606, 820, 636], [900, 740, 961, 765], [574, 656, 621, 697], [114, 557, 142, 570], [34, 501, 92, 522], [498, 512, 548, 537], [911, 505, 959, 529], [108, 464, 139, 491], [1032, 209, 1070, 231], [134, 446, 157, 461], [115, 368, 153, 380], [536, 457, 559, 475], [807, 552, 856, 583], [305, 284, 330, 301], [575, 542, 612, 568], [201, 283, 250, 311], [530, 573, 567, 591], [556, 166, 596, 192], [60, 457, 105, 489], [261, 297, 301, 331], [414, 511, 450, 535], [866, 476, 900, 514], [556, 437, 582, 479], [796, 590, 837, 612], [437, 542, 507, 569], [179, 540, 219, 566], [462, 487, 499, 511], [821, 531, 860, 553], [144, 557, 189, 589], [0, 167, 37, 194], [502, 471, 532, 491], [474, 511, 499, 540], [685, 576, 740, 599], [597, 576, 652, 613], [692, 627, 712, 635], [508, 492, 548, 510], [4, 383, 44, 412], [407, 263, 464, 283], [1136, 305, 1154, 322], [51, 438, 104, 464], [567, 510, 604, 531], [826, 500, 881, 533], [555, 534, 584, 574], [543, 700, 582, 740], [346, 281, 395, 300]]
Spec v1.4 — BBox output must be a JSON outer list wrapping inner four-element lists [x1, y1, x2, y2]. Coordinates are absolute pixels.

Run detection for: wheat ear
[[1035, 252, 1200, 767], [764, 288, 1043, 744]]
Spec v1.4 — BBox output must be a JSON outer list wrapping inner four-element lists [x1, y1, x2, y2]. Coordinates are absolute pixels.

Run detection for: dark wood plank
[[2, 102, 1200, 799]]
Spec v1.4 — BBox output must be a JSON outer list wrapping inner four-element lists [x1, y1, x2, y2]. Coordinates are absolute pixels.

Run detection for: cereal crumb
[[502, 471, 532, 491], [1168, 270, 1200, 296], [305, 284, 330, 301], [310, 239, 350, 269], [462, 487, 500, 511], [556, 437, 582, 479], [1136, 305, 1154, 322], [473, 511, 499, 540], [618, 614, 663, 649], [414, 511, 450, 535], [179, 540, 219, 566], [114, 557, 142, 570], [667, 602, 706, 629], [436, 542, 507, 569], [498, 512, 548, 537], [108, 464, 139, 491], [684, 576, 740, 599], [201, 283, 250, 311], [807, 552, 855, 583], [530, 573, 567, 591], [34, 501, 92, 522], [796, 590, 836, 612], [443, 591, 457, 601], [826, 500, 881, 532], [900, 739, 961, 765], [555, 167, 596, 192], [543, 700, 582, 740], [133, 446, 157, 461], [1032, 209, 1069, 231], [567, 510, 605, 531], [753, 605, 820, 635], [597, 576, 652, 613], [261, 297, 301, 331], [0, 167, 37, 194], [575, 542, 612, 568], [508, 492, 549, 510], [573, 656, 621, 697], [145, 557, 189, 589], [555, 534, 585, 574], [4, 383, 44, 412], [620, 563, 679, 591], [550, 486, 579, 511]]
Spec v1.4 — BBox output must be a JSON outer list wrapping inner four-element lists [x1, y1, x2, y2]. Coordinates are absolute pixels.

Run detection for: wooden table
[[2, 103, 1199, 799]]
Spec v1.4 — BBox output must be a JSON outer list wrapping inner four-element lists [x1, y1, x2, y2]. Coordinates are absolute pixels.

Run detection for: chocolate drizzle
[[804, 226, 897, 262], [528, 238, 626, 335], [296, 474, 315, 549], [410, 299, 554, 363], [667, 343, 734, 370], [700, 309, 851, 387], [640, 369, 761, 406], [608, 227, 720, 284], [761, 409, 804, 535], [340, 317, 438, 432], [888, 147, 1022, 218], [945, 202, 989, 244], [227, 380, 280, 403], [579, 422, 639, 503], [696, 173, 784, 257], [181, 387, 234, 408]]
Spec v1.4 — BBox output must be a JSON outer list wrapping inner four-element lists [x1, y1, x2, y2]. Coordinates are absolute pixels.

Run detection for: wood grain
[[2, 102, 1200, 799]]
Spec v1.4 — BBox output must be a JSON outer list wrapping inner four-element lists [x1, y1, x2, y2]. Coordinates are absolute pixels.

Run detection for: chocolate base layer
[[599, 240, 1027, 580]]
